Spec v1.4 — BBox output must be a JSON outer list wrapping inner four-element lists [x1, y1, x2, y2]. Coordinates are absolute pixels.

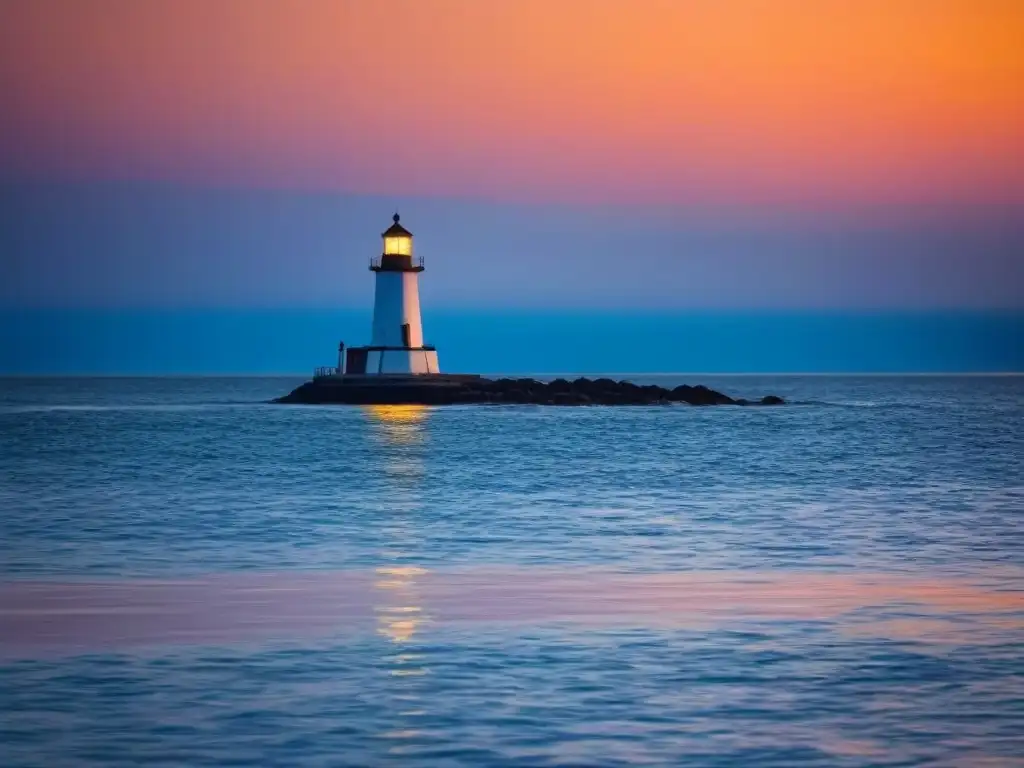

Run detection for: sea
[[1, 374, 1022, 767]]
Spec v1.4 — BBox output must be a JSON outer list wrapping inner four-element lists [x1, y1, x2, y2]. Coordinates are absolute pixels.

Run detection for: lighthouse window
[[384, 236, 412, 256]]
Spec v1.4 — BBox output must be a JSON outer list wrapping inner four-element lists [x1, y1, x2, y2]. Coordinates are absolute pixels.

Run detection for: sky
[[0, 0, 1022, 371], [2, 0, 1023, 208]]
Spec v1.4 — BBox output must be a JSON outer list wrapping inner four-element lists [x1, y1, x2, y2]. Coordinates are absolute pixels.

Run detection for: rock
[[273, 376, 784, 408]]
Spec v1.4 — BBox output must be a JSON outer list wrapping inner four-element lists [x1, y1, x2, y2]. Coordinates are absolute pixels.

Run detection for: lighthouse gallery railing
[[369, 255, 425, 270]]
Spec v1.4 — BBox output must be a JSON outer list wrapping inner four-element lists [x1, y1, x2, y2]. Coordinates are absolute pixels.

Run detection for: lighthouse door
[[401, 323, 411, 347]]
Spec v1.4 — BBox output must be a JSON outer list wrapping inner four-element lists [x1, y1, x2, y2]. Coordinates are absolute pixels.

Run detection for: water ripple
[[1, 375, 1022, 766]]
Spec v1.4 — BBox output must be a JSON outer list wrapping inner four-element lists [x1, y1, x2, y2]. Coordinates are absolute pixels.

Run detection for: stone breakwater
[[274, 376, 785, 407]]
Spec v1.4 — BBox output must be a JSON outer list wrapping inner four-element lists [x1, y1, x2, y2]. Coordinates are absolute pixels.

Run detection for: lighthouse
[[340, 214, 440, 376]]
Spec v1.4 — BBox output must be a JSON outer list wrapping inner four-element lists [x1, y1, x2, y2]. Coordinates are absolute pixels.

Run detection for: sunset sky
[[2, 0, 1023, 208], [1, 0, 1022, 370]]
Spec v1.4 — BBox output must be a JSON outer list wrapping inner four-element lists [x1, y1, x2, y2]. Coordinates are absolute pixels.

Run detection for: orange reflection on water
[[363, 405, 430, 446], [365, 408, 434, 738], [363, 404, 431, 482], [364, 405, 430, 423]]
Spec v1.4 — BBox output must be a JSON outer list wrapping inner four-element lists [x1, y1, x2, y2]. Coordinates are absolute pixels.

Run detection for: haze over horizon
[[1, 0, 1022, 372]]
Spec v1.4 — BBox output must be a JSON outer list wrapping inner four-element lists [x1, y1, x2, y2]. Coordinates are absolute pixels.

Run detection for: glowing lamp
[[382, 213, 413, 256]]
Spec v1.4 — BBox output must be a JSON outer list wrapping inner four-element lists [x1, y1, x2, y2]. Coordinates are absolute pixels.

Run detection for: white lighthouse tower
[[344, 214, 440, 375]]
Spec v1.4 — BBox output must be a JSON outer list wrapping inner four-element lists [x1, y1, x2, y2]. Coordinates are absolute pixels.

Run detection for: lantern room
[[382, 213, 413, 256]]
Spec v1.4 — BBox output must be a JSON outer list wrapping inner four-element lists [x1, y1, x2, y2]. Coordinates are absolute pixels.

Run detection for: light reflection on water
[[363, 404, 431, 447], [366, 403, 432, 650], [366, 405, 433, 748]]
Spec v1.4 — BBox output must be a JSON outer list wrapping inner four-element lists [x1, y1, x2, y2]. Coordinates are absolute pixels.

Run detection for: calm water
[[1, 375, 1022, 766]]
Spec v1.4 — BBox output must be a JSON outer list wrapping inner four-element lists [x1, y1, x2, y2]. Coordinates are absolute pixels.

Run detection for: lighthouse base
[[346, 346, 440, 375]]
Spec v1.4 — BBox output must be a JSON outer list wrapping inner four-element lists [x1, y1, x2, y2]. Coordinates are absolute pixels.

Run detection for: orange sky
[[1, 0, 1022, 207]]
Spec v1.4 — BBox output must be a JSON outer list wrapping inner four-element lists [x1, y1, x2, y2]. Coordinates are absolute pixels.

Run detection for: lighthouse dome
[[382, 213, 413, 256]]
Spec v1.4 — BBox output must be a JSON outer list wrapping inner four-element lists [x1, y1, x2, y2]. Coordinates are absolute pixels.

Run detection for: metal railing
[[369, 255, 425, 270]]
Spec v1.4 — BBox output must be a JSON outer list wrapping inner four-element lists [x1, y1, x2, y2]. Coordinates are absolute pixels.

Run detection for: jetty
[[275, 374, 784, 407]]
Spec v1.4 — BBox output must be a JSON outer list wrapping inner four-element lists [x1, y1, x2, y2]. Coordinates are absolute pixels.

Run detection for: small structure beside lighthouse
[[340, 214, 440, 375]]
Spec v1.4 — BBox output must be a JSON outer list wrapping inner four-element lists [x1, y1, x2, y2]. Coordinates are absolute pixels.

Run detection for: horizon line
[[3, 307, 1024, 314], [1, 371, 1022, 379]]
